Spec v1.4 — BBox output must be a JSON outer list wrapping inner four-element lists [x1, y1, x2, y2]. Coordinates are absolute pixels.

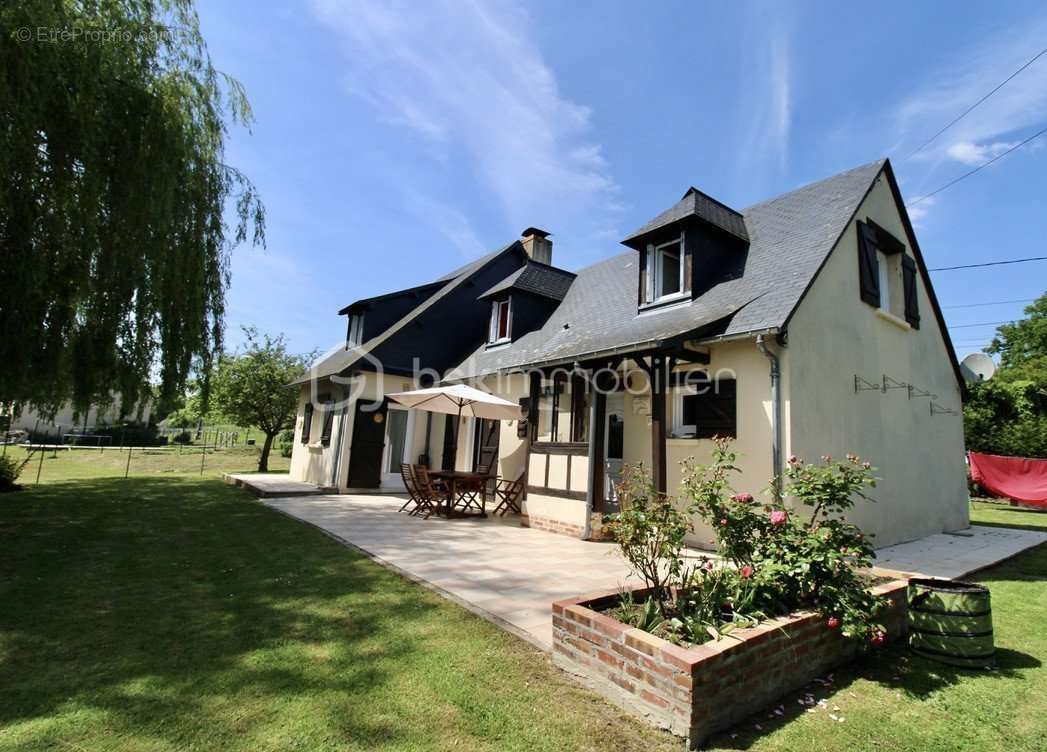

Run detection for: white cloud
[[311, 0, 621, 256], [735, 16, 792, 183], [904, 195, 935, 226], [403, 190, 487, 260], [944, 140, 1018, 165], [895, 21, 1047, 165]]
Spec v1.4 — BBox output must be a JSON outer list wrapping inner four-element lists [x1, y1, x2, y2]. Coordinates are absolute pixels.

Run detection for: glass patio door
[[381, 407, 412, 487]]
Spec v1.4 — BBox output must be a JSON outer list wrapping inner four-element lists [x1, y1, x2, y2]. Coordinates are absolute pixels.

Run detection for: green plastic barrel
[[908, 578, 994, 669]]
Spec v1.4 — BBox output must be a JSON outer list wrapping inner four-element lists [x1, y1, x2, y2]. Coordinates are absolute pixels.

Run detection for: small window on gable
[[347, 314, 364, 348], [644, 233, 686, 305], [857, 219, 919, 328], [673, 379, 736, 439], [488, 298, 511, 345]]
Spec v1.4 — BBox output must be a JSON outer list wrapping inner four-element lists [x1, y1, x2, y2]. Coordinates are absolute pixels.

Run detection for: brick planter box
[[552, 579, 908, 748]]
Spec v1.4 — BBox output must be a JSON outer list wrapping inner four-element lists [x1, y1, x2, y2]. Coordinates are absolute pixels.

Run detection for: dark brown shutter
[[320, 404, 335, 446], [901, 255, 920, 329], [857, 221, 880, 306], [301, 403, 314, 444], [638, 247, 648, 306]]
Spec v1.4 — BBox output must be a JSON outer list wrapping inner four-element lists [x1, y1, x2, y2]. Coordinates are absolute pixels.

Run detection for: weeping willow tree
[[0, 0, 265, 420]]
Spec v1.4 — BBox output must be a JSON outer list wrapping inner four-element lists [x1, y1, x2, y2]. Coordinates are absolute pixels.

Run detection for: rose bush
[[608, 438, 887, 645]]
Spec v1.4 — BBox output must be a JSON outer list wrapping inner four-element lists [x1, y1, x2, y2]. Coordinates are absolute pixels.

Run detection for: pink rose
[[770, 510, 788, 526], [732, 493, 754, 504], [870, 629, 886, 647], [740, 565, 754, 579], [719, 518, 728, 526]]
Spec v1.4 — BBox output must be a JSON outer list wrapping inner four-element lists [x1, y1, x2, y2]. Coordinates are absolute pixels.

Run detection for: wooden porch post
[[649, 354, 667, 495], [587, 389, 606, 513], [631, 353, 668, 495]]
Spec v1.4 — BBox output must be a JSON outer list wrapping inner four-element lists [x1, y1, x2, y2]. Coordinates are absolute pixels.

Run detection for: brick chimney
[[521, 227, 552, 265]]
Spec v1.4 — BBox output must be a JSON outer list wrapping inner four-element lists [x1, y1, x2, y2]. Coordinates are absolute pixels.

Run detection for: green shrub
[[172, 430, 193, 445], [0, 454, 30, 492], [608, 439, 886, 647]]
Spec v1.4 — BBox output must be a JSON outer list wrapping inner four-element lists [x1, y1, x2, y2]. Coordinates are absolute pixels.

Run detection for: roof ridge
[[741, 159, 886, 213]]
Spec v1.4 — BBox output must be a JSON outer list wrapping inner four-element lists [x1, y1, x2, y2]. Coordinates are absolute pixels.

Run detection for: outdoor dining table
[[428, 469, 489, 517]]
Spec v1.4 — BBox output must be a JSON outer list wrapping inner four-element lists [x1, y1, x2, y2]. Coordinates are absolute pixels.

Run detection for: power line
[[947, 320, 1013, 329], [943, 297, 1035, 309], [908, 124, 1047, 206], [906, 46, 1047, 160], [929, 256, 1047, 271]]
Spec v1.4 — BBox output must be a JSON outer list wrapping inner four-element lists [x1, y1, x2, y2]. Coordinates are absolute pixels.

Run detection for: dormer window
[[488, 298, 511, 345], [347, 313, 364, 348], [646, 233, 686, 303]]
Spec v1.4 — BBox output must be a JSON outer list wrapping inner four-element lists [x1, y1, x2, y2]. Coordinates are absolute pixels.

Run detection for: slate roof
[[295, 242, 520, 384], [444, 159, 887, 380], [479, 261, 576, 301], [622, 186, 749, 247]]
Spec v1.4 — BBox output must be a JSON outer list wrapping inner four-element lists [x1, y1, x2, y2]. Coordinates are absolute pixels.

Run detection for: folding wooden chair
[[398, 463, 426, 515], [397, 469, 418, 515], [414, 466, 448, 518], [492, 472, 525, 516]]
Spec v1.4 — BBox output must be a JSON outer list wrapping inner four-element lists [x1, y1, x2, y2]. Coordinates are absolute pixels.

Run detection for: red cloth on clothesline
[[969, 451, 1047, 507]]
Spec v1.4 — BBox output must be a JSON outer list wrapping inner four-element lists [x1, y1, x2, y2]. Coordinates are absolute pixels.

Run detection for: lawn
[[1, 475, 1046, 752], [2, 443, 289, 485], [0, 475, 680, 752]]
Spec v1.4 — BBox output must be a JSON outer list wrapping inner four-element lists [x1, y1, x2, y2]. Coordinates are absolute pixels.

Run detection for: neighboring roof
[[295, 242, 521, 384], [622, 186, 749, 247], [445, 159, 888, 380], [478, 262, 576, 302], [337, 280, 443, 315]]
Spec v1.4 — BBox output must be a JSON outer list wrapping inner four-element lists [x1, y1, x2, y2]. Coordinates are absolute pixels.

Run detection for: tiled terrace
[[263, 494, 639, 649], [261, 491, 1047, 650]]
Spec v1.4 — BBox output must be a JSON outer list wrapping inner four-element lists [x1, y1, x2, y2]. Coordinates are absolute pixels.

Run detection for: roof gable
[[622, 186, 749, 248], [478, 261, 576, 302]]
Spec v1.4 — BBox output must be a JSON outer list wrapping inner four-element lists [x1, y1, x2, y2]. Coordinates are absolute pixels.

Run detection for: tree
[[0, 1, 265, 420], [210, 329, 312, 472], [964, 291, 1047, 459], [988, 293, 1047, 381]]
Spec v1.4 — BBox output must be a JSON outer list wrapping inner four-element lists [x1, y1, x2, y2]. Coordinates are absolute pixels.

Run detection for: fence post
[[125, 445, 133, 479], [200, 439, 206, 475], [53, 426, 61, 458], [35, 443, 45, 485]]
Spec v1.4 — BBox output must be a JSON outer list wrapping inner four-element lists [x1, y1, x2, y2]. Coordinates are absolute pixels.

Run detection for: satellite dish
[[960, 352, 996, 384]]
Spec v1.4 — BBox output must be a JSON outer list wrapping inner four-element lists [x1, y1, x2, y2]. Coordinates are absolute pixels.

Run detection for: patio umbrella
[[386, 384, 522, 464]]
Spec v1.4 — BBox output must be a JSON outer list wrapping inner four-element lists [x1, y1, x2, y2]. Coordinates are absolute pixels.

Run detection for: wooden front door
[[473, 418, 500, 472], [346, 399, 388, 488]]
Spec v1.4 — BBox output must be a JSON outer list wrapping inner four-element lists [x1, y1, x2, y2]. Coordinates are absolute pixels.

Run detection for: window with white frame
[[673, 378, 737, 439], [346, 313, 365, 348], [488, 298, 511, 344], [646, 234, 685, 303]]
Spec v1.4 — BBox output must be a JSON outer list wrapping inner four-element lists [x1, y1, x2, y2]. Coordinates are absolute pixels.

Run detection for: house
[[289, 159, 969, 548], [2, 396, 154, 441]]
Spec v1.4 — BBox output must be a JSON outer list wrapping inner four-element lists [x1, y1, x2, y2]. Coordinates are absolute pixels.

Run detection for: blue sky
[[197, 0, 1047, 359]]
